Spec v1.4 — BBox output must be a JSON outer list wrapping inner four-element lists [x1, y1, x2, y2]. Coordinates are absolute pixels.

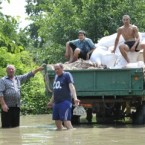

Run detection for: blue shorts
[[53, 100, 72, 121]]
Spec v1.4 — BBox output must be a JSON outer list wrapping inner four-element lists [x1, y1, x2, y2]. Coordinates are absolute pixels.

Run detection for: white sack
[[101, 54, 117, 68], [90, 47, 117, 68], [125, 61, 144, 68], [97, 33, 124, 48], [90, 46, 107, 66], [128, 51, 140, 62], [91, 32, 145, 68]]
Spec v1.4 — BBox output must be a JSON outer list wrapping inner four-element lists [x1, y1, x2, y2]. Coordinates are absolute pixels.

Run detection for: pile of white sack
[[90, 32, 145, 69]]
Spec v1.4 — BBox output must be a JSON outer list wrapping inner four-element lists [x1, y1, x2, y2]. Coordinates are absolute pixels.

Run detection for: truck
[[44, 66, 145, 125]]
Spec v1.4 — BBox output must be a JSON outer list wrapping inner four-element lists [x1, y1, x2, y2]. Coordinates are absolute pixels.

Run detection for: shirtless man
[[112, 15, 145, 63]]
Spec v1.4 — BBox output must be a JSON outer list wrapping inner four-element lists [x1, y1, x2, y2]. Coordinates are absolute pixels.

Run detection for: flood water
[[0, 114, 145, 145]]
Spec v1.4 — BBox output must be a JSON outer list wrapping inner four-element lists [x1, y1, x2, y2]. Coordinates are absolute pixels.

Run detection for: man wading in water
[[112, 15, 145, 63], [47, 63, 80, 130]]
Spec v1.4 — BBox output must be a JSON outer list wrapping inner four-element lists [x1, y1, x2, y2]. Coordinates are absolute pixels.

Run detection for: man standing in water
[[0, 64, 44, 128], [112, 15, 145, 63], [48, 63, 80, 130]]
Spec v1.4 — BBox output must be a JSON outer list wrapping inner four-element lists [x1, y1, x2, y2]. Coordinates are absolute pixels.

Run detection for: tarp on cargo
[[47, 59, 103, 70]]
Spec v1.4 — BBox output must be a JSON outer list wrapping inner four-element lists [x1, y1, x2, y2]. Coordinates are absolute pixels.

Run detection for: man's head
[[78, 30, 86, 41], [122, 15, 130, 25], [54, 63, 64, 76], [6, 64, 16, 78]]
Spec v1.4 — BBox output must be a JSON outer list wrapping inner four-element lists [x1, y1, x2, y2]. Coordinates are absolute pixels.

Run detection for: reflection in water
[[0, 114, 145, 145], [0, 128, 22, 145]]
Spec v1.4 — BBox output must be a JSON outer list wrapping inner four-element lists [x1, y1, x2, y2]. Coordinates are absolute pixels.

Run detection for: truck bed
[[45, 68, 145, 97]]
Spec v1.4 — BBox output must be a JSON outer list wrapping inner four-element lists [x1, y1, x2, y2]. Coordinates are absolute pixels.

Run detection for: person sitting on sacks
[[65, 30, 96, 63], [112, 15, 145, 63]]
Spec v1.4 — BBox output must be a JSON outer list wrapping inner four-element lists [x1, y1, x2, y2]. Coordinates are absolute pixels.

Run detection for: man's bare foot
[[64, 61, 70, 64], [64, 60, 73, 64], [56, 126, 67, 131]]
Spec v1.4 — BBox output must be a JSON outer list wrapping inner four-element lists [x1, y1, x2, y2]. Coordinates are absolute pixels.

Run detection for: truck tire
[[71, 115, 80, 125], [132, 105, 145, 125], [86, 108, 93, 123]]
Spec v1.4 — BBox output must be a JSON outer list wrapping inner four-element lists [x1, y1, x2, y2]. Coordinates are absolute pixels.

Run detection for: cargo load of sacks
[[90, 32, 145, 69]]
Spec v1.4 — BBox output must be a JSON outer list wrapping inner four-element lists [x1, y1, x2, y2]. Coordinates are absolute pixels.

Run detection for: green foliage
[[0, 4, 48, 115], [0, 12, 24, 53], [20, 73, 48, 115], [26, 41, 65, 64], [0, 48, 49, 114], [26, 0, 145, 44], [24, 0, 145, 65]]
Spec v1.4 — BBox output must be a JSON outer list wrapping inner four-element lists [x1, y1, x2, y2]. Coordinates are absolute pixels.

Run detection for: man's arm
[[112, 28, 121, 53], [86, 48, 95, 60], [32, 66, 44, 75], [0, 79, 9, 112], [69, 83, 80, 105], [86, 39, 96, 60], [131, 26, 140, 51], [18, 66, 44, 83], [47, 95, 54, 108], [0, 97, 9, 112]]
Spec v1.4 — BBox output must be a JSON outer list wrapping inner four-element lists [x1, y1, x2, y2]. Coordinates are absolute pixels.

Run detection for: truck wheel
[[71, 115, 80, 125], [86, 108, 93, 123], [96, 102, 106, 124], [132, 105, 145, 125]]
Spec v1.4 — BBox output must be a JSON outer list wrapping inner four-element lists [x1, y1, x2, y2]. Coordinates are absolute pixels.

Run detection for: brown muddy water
[[0, 114, 145, 145]]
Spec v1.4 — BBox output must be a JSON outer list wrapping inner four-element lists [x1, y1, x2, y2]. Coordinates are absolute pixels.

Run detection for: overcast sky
[[1, 0, 30, 28]]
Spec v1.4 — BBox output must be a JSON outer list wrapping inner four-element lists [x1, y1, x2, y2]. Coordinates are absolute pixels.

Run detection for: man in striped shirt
[[0, 64, 44, 128]]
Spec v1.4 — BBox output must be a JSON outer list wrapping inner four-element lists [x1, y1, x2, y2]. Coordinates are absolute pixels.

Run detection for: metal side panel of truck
[[44, 67, 145, 124]]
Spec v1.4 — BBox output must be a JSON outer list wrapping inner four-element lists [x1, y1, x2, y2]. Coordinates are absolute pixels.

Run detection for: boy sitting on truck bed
[[65, 30, 96, 63]]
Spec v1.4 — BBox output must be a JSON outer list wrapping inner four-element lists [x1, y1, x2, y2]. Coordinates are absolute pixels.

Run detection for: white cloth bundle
[[90, 32, 145, 68]]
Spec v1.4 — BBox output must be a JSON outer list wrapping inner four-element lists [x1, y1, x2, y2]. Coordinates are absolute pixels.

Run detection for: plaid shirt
[[0, 72, 34, 107]]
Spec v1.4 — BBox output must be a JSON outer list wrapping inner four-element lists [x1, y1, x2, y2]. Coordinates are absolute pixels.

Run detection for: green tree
[[0, 12, 24, 53], [25, 0, 145, 64], [0, 4, 48, 114], [0, 48, 48, 114]]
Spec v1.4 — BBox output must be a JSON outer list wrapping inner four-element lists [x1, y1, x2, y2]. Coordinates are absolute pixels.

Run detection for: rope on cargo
[[44, 72, 52, 93]]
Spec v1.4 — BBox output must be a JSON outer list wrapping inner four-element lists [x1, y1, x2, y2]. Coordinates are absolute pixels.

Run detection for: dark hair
[[122, 15, 130, 20], [78, 30, 86, 36]]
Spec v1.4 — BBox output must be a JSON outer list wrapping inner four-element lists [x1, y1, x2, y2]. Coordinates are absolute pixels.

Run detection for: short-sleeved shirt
[[69, 38, 96, 53], [0, 72, 34, 107], [53, 72, 74, 104]]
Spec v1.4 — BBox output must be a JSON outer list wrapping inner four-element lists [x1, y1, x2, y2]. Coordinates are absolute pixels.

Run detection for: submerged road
[[0, 114, 145, 145]]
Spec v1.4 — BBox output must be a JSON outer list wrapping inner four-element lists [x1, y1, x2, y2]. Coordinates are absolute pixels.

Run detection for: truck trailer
[[44, 66, 145, 125]]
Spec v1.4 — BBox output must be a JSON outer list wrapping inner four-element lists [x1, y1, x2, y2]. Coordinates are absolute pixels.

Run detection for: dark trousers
[[1, 107, 20, 128], [69, 42, 91, 60]]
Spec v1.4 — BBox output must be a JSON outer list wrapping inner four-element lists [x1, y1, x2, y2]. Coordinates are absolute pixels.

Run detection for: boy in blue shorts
[[48, 63, 80, 130]]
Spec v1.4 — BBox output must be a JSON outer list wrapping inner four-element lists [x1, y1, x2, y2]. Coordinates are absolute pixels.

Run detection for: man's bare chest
[[122, 28, 135, 38]]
